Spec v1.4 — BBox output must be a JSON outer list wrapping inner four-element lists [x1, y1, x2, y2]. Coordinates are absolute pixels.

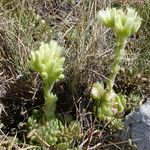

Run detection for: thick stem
[[106, 37, 127, 98], [44, 85, 57, 122]]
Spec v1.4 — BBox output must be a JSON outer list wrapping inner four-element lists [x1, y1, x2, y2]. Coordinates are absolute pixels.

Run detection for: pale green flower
[[97, 8, 116, 28], [114, 7, 142, 37], [126, 7, 137, 18], [97, 7, 142, 37], [29, 41, 65, 87]]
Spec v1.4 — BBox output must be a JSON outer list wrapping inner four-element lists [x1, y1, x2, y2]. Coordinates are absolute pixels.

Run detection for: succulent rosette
[[91, 82, 126, 121]]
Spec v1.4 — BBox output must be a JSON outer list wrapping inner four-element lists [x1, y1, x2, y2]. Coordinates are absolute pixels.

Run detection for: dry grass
[[0, 0, 149, 149]]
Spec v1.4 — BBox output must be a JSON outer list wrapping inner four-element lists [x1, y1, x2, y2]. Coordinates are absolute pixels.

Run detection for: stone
[[124, 101, 150, 150]]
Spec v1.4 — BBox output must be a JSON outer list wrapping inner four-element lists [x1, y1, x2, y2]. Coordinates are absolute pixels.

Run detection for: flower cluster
[[29, 41, 65, 90], [97, 7, 142, 38]]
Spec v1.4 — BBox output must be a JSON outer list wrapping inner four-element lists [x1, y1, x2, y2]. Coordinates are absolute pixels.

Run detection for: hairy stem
[[44, 86, 57, 121], [106, 37, 127, 98]]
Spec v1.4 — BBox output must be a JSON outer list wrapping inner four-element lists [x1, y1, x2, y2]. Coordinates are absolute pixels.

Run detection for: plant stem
[[44, 86, 57, 121], [106, 37, 127, 99]]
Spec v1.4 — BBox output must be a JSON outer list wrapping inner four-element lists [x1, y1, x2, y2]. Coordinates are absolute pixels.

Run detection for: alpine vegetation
[[29, 41, 65, 121], [91, 7, 142, 124], [28, 41, 80, 149]]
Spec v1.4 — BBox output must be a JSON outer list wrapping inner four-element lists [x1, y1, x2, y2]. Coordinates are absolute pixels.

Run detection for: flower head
[[29, 41, 65, 86], [97, 7, 142, 37], [115, 7, 142, 37]]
